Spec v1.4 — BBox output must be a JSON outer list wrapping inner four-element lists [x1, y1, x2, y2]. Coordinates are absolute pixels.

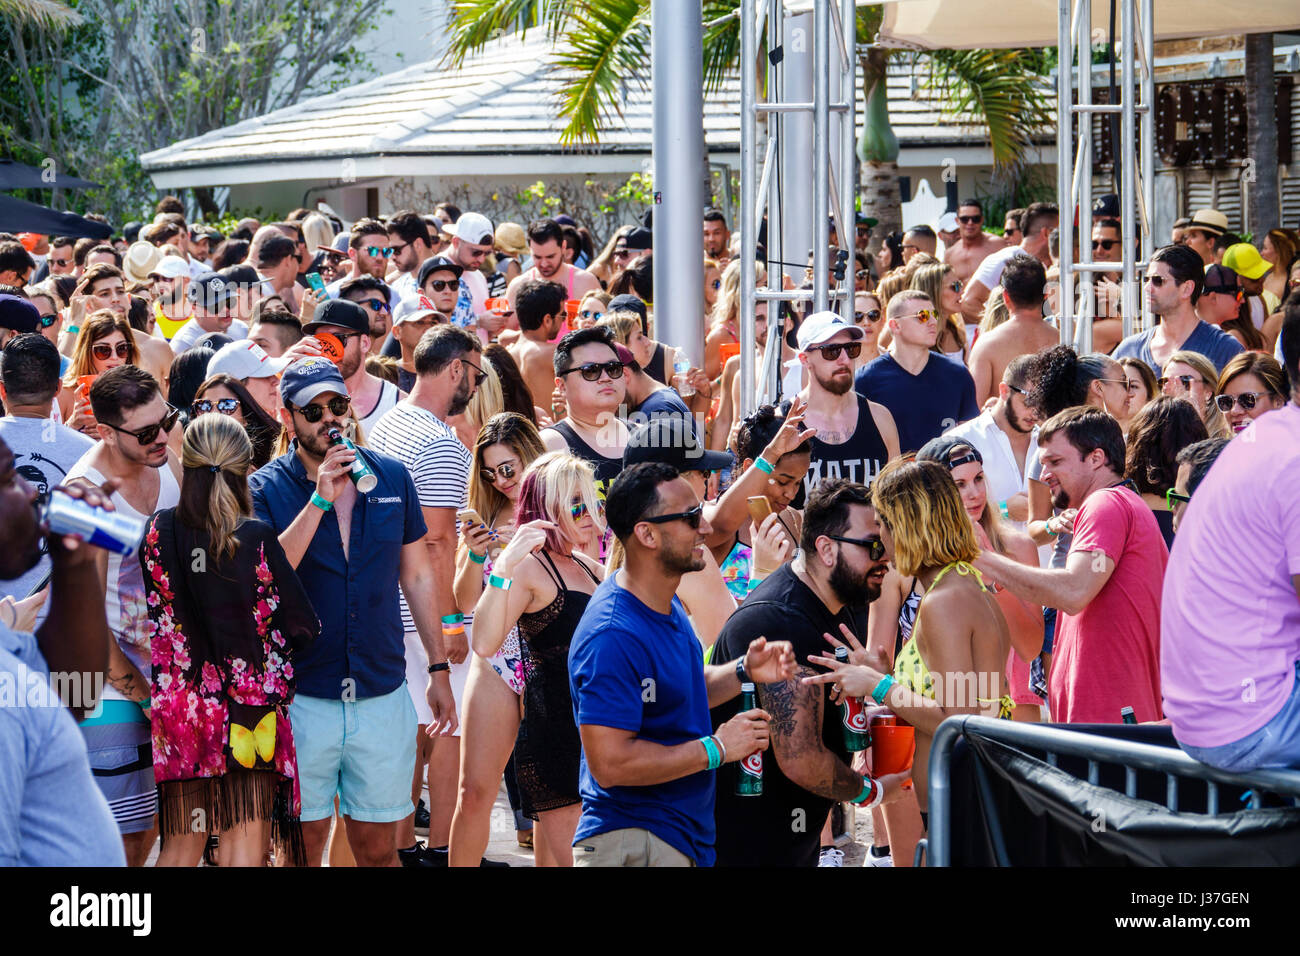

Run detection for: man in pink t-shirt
[[975, 406, 1167, 722], [1162, 316, 1300, 771]]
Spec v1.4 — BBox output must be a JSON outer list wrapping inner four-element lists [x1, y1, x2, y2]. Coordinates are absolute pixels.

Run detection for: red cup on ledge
[[870, 723, 915, 777]]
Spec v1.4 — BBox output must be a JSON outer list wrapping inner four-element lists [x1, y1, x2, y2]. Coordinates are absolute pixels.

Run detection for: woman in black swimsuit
[[468, 451, 605, 866]]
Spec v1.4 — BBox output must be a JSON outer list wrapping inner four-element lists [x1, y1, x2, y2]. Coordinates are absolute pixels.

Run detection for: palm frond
[[0, 0, 81, 29], [444, 0, 566, 68], [701, 1, 739, 94], [550, 0, 650, 144], [926, 48, 1053, 172]]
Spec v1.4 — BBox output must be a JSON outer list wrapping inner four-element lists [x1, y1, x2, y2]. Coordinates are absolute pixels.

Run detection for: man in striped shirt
[[368, 324, 482, 866]]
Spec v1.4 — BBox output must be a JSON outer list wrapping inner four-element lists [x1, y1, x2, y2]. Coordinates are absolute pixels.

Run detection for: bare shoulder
[[573, 549, 606, 581], [540, 427, 568, 452]]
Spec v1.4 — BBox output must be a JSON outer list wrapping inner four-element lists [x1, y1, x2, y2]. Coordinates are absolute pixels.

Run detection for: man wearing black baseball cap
[[299, 298, 402, 434], [171, 270, 248, 354], [418, 255, 464, 323], [0, 294, 40, 349]]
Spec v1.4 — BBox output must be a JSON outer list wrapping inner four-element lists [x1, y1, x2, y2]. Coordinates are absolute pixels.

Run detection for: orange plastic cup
[[718, 342, 741, 367], [485, 297, 509, 313], [565, 298, 580, 321], [314, 332, 345, 365], [871, 724, 915, 777], [78, 374, 96, 401]]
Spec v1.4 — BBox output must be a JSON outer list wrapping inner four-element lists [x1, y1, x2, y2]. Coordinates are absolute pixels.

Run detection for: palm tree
[[0, 0, 80, 28], [446, 0, 1051, 240]]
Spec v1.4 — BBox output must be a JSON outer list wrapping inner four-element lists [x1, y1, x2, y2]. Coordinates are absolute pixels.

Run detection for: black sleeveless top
[[548, 420, 623, 497], [644, 341, 668, 384], [513, 551, 600, 818], [785, 393, 890, 495]]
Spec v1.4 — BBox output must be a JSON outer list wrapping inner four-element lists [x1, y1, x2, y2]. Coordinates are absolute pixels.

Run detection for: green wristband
[[467, 549, 488, 564], [440, 613, 464, 625], [753, 455, 775, 475], [871, 673, 896, 705], [309, 492, 333, 512], [488, 574, 512, 591], [850, 778, 874, 804], [699, 735, 723, 771]]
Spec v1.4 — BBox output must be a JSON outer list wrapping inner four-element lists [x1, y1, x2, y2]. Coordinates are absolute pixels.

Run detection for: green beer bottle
[[735, 682, 763, 796], [328, 428, 377, 493], [836, 646, 871, 751]]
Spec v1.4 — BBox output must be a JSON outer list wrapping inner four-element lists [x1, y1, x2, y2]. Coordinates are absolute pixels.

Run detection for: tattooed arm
[[759, 665, 863, 801]]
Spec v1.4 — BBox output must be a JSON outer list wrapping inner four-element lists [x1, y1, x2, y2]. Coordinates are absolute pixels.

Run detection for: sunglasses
[[1093, 238, 1119, 251], [1215, 391, 1270, 412], [578, 309, 605, 322], [905, 308, 937, 322], [640, 503, 704, 530], [1165, 488, 1191, 510], [480, 461, 518, 484], [358, 297, 390, 313], [855, 269, 870, 280], [364, 246, 394, 258], [1146, 274, 1174, 286], [560, 361, 626, 382], [613, 248, 632, 259], [37, 313, 58, 328], [104, 404, 180, 445], [1158, 375, 1196, 392], [855, 309, 882, 323], [808, 341, 862, 361], [289, 395, 351, 422], [958, 215, 982, 225], [92, 341, 131, 361], [948, 280, 963, 293], [388, 241, 408, 256], [570, 500, 602, 521], [827, 534, 887, 561], [426, 279, 457, 293], [460, 356, 487, 387], [712, 279, 722, 291], [192, 397, 241, 417]]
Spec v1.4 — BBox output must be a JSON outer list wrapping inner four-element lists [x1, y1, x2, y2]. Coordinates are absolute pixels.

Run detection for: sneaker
[[414, 798, 430, 836], [480, 857, 511, 867], [817, 846, 844, 867], [425, 845, 449, 867], [865, 851, 894, 867], [398, 843, 438, 868]]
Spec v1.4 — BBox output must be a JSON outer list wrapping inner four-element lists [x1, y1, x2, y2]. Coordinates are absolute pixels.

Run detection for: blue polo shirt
[[569, 577, 716, 865], [249, 442, 426, 700], [1113, 319, 1244, 375]]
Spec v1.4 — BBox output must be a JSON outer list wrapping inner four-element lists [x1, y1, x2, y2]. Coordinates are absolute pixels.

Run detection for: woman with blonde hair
[[468, 451, 605, 865], [299, 213, 334, 259], [805, 457, 1013, 830], [588, 224, 634, 286], [573, 289, 611, 330], [704, 258, 762, 380], [139, 413, 319, 866], [909, 259, 968, 360], [58, 309, 141, 433], [448, 413, 547, 864], [1160, 349, 1231, 439]]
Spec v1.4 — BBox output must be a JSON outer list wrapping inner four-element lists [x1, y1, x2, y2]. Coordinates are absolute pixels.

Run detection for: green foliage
[[598, 171, 653, 213]]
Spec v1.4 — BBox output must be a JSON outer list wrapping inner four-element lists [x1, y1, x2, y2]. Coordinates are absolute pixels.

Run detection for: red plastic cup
[[78, 374, 96, 401], [485, 297, 509, 313], [314, 332, 345, 365], [718, 342, 741, 367], [565, 298, 580, 321], [871, 724, 915, 777]]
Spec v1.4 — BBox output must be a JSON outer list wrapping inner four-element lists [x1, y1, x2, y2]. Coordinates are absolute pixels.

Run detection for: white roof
[[141, 33, 1027, 189]]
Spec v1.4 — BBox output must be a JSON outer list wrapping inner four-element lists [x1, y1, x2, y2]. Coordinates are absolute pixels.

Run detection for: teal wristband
[[488, 574, 512, 591], [871, 673, 896, 705], [998, 499, 1010, 520], [753, 455, 775, 475], [309, 492, 332, 512], [699, 735, 723, 771], [467, 549, 487, 564], [745, 576, 764, 593], [850, 778, 874, 805], [440, 613, 464, 625]]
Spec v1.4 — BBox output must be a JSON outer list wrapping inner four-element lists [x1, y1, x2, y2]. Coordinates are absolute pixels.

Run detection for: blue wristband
[[871, 673, 896, 706]]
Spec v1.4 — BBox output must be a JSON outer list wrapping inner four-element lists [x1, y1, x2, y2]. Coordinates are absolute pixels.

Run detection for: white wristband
[[865, 777, 886, 810]]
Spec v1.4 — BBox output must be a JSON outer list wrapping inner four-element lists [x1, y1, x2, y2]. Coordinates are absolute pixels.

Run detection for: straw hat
[[122, 241, 163, 285], [494, 222, 529, 258]]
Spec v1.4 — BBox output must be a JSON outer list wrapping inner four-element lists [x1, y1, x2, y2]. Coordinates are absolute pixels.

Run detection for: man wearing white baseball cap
[[789, 311, 899, 496], [390, 294, 447, 394], [444, 212, 504, 339], [207, 338, 288, 417]]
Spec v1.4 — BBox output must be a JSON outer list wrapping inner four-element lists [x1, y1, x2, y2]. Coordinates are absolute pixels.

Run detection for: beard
[[661, 538, 705, 576], [828, 557, 880, 609], [1051, 487, 1071, 510], [1003, 398, 1033, 434], [446, 376, 473, 417], [814, 366, 853, 396]]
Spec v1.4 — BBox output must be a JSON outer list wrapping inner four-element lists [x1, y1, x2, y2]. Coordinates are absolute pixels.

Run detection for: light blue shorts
[[289, 684, 417, 823], [1179, 662, 1300, 773]]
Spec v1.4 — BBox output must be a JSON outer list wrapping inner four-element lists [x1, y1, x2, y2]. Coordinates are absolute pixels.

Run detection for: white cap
[[392, 293, 442, 326], [937, 211, 959, 233], [796, 311, 864, 352], [207, 339, 288, 381], [152, 255, 191, 280], [452, 212, 494, 246]]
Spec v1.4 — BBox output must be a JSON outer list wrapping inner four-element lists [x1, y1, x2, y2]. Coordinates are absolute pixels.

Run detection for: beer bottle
[[1120, 706, 1137, 725], [328, 428, 378, 493], [836, 646, 871, 752], [735, 682, 763, 796]]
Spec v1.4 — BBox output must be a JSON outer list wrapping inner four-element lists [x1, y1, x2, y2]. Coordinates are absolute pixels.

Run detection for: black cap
[[916, 435, 984, 469], [0, 294, 40, 333], [1203, 264, 1240, 295], [625, 227, 653, 251], [187, 270, 240, 311], [417, 255, 463, 287], [1092, 194, 1121, 220], [624, 417, 732, 474], [607, 294, 647, 324], [305, 298, 369, 335]]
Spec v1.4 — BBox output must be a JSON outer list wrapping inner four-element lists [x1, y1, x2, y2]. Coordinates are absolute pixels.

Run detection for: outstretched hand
[[742, 636, 796, 685]]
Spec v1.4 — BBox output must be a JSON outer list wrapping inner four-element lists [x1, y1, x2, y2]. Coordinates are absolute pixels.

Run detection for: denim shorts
[[289, 684, 417, 823], [1178, 663, 1300, 773]]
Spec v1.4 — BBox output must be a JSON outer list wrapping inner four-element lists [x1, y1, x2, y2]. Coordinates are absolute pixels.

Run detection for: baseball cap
[[1092, 193, 1121, 219], [1187, 209, 1228, 237], [937, 211, 959, 233], [917, 435, 984, 468], [624, 416, 732, 474], [188, 271, 239, 310], [796, 311, 864, 352], [207, 339, 289, 381], [1222, 243, 1272, 281], [417, 255, 463, 288], [1202, 264, 1240, 295], [16, 233, 43, 253], [625, 227, 653, 251], [304, 298, 369, 335], [452, 212, 494, 246], [855, 212, 878, 229], [280, 357, 349, 407], [393, 293, 444, 326], [0, 294, 40, 333], [151, 255, 191, 280], [608, 294, 647, 325], [554, 214, 578, 228]]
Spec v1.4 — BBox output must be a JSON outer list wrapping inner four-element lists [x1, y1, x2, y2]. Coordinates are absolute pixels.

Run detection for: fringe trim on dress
[[158, 770, 305, 866]]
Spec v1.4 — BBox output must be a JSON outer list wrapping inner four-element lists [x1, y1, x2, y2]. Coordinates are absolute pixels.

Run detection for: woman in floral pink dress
[[140, 413, 318, 866]]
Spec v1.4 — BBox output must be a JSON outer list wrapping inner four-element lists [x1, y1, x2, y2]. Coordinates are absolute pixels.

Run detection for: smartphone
[[746, 496, 773, 525], [457, 508, 485, 527], [306, 272, 331, 298]]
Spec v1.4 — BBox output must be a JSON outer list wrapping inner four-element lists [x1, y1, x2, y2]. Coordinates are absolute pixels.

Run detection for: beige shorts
[[572, 827, 696, 867]]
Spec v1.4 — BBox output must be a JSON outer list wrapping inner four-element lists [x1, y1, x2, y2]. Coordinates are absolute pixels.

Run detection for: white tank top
[[358, 378, 401, 436], [64, 458, 181, 702]]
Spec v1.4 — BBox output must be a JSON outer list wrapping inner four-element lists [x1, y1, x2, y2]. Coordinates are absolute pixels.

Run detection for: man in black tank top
[[541, 327, 630, 499], [788, 312, 900, 498]]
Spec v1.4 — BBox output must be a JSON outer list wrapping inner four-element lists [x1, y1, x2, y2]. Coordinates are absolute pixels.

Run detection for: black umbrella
[[0, 194, 112, 238], [0, 158, 101, 190]]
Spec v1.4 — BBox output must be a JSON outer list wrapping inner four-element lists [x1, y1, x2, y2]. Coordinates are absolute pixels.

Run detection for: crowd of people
[[0, 191, 1297, 868]]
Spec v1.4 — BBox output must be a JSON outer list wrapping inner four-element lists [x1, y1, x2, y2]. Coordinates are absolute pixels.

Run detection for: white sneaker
[[817, 847, 844, 867], [865, 851, 893, 867]]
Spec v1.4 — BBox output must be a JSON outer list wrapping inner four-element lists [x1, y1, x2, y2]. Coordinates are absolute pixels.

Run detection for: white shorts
[[403, 629, 469, 733]]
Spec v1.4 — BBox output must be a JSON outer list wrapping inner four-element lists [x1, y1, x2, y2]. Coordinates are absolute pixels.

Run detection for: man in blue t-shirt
[[568, 462, 796, 866], [854, 290, 979, 453]]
